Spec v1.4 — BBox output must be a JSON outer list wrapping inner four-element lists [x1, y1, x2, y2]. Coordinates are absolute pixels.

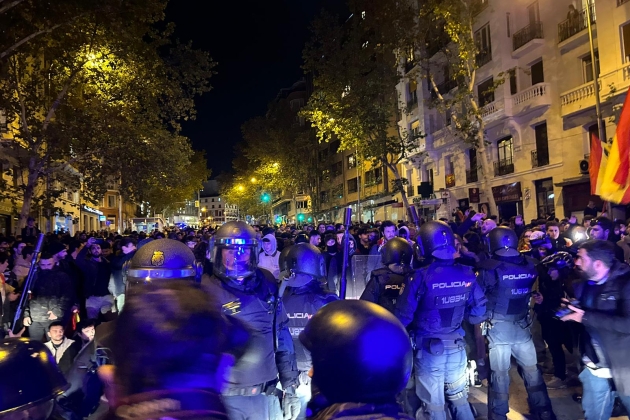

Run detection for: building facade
[[398, 0, 629, 223]]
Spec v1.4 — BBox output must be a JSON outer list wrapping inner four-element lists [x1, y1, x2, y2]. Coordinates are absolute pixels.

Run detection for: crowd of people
[[0, 205, 629, 420]]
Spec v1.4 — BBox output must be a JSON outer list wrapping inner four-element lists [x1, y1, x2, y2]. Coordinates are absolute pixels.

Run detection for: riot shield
[[347, 255, 382, 300]]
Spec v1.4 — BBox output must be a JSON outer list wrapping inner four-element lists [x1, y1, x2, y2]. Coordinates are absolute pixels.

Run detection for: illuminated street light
[[250, 177, 257, 183], [237, 185, 244, 192]]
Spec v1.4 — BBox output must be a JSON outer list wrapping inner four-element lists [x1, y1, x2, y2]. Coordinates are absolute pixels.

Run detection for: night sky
[[166, 0, 348, 176]]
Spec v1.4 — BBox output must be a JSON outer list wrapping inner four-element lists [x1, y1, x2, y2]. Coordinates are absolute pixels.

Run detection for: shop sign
[[82, 205, 103, 215], [413, 198, 442, 206], [491, 182, 522, 204]]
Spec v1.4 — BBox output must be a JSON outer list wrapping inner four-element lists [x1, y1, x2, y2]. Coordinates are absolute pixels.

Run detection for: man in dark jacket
[[109, 237, 136, 312], [23, 253, 75, 341], [76, 238, 113, 320], [21, 217, 40, 245], [560, 240, 630, 419]]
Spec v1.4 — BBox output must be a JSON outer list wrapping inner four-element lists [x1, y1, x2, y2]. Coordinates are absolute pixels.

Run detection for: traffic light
[[261, 193, 270, 203], [275, 216, 283, 224], [307, 217, 312, 222], [297, 214, 305, 222]]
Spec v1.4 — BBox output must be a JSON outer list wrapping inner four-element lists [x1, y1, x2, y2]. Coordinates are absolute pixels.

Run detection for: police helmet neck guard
[[420, 221, 456, 260]]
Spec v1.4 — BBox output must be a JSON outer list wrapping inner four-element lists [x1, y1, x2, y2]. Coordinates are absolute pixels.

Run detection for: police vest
[[371, 267, 409, 314], [201, 270, 279, 388], [283, 282, 337, 372], [485, 257, 537, 321], [415, 263, 474, 334]]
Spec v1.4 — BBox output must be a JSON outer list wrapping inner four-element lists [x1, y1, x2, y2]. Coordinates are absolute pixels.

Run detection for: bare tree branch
[[0, 0, 24, 15]]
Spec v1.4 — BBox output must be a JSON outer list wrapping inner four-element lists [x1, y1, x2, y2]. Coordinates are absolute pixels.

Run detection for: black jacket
[[201, 269, 299, 389], [574, 262, 630, 395], [24, 268, 75, 322], [76, 247, 111, 297]]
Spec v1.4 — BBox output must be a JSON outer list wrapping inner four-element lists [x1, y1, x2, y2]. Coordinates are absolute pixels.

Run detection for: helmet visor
[[213, 244, 258, 280]]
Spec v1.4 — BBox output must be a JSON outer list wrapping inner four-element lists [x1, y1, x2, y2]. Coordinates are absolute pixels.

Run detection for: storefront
[[80, 205, 103, 232], [492, 182, 523, 222], [52, 214, 75, 234], [555, 176, 605, 221]]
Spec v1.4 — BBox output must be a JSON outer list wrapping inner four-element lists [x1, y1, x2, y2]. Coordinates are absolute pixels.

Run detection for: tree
[[412, 0, 499, 211], [301, 1, 420, 218], [0, 0, 215, 227]]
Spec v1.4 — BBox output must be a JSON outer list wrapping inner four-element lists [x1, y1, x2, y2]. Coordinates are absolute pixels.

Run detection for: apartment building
[[399, 0, 630, 222]]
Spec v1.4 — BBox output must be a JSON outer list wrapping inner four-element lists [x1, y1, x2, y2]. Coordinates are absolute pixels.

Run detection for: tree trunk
[[388, 162, 411, 222], [19, 163, 39, 229], [476, 129, 497, 215]]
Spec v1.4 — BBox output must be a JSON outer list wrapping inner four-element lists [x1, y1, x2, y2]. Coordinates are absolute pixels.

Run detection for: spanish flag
[[589, 123, 607, 195], [600, 88, 630, 204]]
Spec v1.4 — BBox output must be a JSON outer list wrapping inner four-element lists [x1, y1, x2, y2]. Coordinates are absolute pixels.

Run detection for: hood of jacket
[[261, 234, 277, 256]]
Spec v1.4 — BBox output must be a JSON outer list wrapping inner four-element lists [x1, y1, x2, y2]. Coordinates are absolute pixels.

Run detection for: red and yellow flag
[[589, 123, 607, 195], [600, 87, 630, 203]]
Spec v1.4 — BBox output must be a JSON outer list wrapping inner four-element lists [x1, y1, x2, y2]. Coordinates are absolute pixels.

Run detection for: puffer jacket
[[310, 402, 413, 420], [24, 268, 75, 322], [258, 233, 280, 279]]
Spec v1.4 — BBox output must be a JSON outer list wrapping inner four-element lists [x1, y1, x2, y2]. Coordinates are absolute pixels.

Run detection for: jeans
[[539, 317, 572, 380], [223, 394, 270, 420], [295, 373, 311, 420], [579, 368, 630, 420], [487, 321, 554, 420], [85, 295, 114, 320], [414, 343, 475, 420], [28, 321, 49, 342]]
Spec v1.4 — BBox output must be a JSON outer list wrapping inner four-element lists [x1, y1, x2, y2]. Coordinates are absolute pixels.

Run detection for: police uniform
[[476, 227, 555, 420], [396, 221, 486, 420], [201, 222, 299, 420]]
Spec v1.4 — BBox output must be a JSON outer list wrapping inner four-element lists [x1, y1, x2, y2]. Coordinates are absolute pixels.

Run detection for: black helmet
[[212, 221, 259, 281], [294, 233, 309, 244], [125, 239, 201, 292], [381, 237, 413, 266], [299, 300, 412, 404], [418, 221, 456, 259], [541, 251, 575, 270], [0, 338, 68, 416], [488, 226, 520, 257], [279, 244, 326, 284]]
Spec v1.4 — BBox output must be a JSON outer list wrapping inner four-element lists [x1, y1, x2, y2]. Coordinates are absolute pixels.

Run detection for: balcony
[[476, 50, 492, 68], [494, 158, 515, 177], [445, 174, 456, 188], [431, 79, 458, 100], [466, 167, 479, 184], [558, 4, 595, 49], [481, 99, 512, 124], [531, 150, 549, 168], [560, 62, 630, 116], [512, 22, 544, 58], [512, 83, 552, 115]]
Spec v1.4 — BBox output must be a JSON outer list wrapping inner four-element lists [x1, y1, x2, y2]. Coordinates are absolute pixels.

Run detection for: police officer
[[201, 221, 299, 420], [300, 300, 413, 420], [396, 221, 486, 420], [361, 237, 414, 314], [279, 243, 338, 420], [477, 227, 556, 420], [0, 338, 68, 420]]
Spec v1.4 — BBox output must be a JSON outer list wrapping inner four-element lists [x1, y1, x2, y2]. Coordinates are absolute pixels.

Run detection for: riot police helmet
[[279, 243, 326, 287], [299, 300, 412, 404], [381, 237, 413, 267], [0, 338, 68, 419], [212, 221, 259, 281], [125, 239, 201, 293], [488, 226, 520, 257], [418, 220, 456, 260]]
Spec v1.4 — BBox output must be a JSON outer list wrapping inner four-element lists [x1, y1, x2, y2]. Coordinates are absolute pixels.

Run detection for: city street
[[469, 368, 628, 420]]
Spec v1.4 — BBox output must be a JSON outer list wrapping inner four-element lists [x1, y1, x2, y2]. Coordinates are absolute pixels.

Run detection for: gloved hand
[[282, 386, 301, 420]]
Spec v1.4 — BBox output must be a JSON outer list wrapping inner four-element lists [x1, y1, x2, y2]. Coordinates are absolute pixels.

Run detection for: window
[[408, 80, 418, 106], [535, 178, 554, 219], [212, 205, 215, 209], [218, 204, 221, 208], [531, 60, 544, 85], [365, 168, 382, 186], [212, 198, 215, 202], [319, 169, 331, 183], [582, 52, 600, 83], [331, 161, 342, 177], [411, 120, 422, 139], [107, 195, 116, 208], [330, 140, 341, 154], [477, 77, 495, 107], [509, 68, 518, 94], [623, 23, 630, 62], [445, 155, 455, 175], [527, 1, 540, 25], [474, 24, 492, 66], [498, 137, 514, 162], [320, 191, 329, 204], [348, 178, 358, 193], [333, 184, 343, 199], [347, 154, 357, 169], [296, 200, 308, 209], [534, 122, 549, 166]]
